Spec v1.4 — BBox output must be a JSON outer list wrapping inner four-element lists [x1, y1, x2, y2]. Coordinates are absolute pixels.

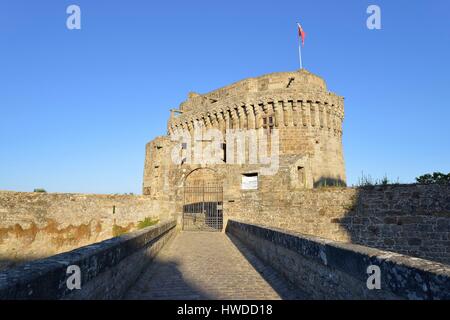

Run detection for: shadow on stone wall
[[313, 177, 347, 188], [226, 182, 450, 265], [336, 184, 450, 265], [1, 254, 54, 272], [0, 258, 29, 272]]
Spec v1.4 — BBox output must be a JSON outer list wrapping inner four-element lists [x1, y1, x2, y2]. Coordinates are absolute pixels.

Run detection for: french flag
[[297, 22, 306, 46]]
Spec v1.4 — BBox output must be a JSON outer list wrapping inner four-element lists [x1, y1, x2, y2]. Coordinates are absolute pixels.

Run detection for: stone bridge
[[0, 220, 449, 300], [125, 232, 303, 299]]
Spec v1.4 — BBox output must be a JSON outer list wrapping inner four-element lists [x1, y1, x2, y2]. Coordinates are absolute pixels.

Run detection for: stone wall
[[226, 220, 450, 300], [0, 220, 177, 299], [0, 191, 175, 270], [225, 184, 450, 265]]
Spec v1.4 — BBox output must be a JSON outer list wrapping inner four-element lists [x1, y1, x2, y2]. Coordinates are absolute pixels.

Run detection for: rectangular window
[[262, 116, 274, 134], [297, 166, 305, 186], [222, 143, 227, 163], [241, 173, 258, 190]]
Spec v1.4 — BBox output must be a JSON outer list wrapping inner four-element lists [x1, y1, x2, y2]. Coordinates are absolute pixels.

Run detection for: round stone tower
[[143, 69, 346, 198]]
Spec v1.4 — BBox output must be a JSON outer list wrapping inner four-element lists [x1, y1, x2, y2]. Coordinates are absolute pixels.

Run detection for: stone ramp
[[124, 231, 306, 300]]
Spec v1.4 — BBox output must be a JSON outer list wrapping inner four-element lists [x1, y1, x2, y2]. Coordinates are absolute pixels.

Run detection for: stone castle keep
[[143, 69, 346, 201]]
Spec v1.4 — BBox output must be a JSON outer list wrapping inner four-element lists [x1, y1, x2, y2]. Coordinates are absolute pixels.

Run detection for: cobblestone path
[[124, 231, 306, 300]]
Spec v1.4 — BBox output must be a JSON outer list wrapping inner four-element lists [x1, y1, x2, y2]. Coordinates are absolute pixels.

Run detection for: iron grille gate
[[183, 181, 223, 231]]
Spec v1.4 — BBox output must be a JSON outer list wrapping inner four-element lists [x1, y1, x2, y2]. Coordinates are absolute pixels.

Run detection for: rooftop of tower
[[178, 69, 333, 114]]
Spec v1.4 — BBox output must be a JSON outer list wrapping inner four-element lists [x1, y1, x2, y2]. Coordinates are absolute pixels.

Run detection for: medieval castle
[[1, 69, 449, 300], [143, 69, 346, 203]]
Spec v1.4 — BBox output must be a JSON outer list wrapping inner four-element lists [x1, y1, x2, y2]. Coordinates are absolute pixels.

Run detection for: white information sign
[[241, 175, 258, 190]]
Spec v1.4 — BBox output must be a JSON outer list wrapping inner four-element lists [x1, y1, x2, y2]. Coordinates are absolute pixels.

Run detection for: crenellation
[[291, 100, 298, 127], [170, 94, 345, 135], [245, 104, 255, 130], [310, 101, 317, 127], [237, 105, 245, 129], [254, 103, 263, 129]]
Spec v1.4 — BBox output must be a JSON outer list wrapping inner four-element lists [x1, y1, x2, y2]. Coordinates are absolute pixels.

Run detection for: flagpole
[[298, 39, 303, 70], [297, 22, 303, 70]]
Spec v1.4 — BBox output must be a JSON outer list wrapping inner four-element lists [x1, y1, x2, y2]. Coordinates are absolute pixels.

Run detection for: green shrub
[[33, 188, 47, 193], [355, 172, 400, 187], [356, 172, 374, 187], [416, 172, 450, 185], [137, 217, 159, 229], [380, 174, 389, 185], [112, 224, 128, 237]]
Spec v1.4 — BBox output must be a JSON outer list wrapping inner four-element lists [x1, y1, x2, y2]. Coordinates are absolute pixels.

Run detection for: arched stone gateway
[[182, 168, 223, 231]]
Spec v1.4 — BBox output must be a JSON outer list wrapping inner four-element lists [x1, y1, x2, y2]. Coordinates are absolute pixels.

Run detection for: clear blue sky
[[1, 0, 449, 194]]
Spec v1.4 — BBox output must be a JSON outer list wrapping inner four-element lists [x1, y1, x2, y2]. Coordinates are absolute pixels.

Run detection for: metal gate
[[182, 181, 223, 231]]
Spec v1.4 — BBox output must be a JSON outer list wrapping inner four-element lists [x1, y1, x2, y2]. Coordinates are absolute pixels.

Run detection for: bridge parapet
[[0, 219, 177, 299], [226, 220, 450, 300]]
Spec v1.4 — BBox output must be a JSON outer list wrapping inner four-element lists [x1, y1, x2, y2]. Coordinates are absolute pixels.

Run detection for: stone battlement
[[178, 69, 332, 111], [169, 69, 344, 139]]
